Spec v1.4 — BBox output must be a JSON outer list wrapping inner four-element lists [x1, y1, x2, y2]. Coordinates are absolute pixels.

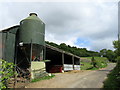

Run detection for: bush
[[91, 57, 97, 68], [103, 56, 120, 88], [91, 57, 107, 69], [31, 74, 55, 83], [117, 56, 120, 66], [81, 57, 108, 70], [0, 59, 16, 89]]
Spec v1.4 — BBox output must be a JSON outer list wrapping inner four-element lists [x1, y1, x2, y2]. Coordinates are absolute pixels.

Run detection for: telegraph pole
[[118, 1, 120, 56]]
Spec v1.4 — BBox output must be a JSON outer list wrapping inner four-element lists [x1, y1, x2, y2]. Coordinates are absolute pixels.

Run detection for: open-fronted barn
[[46, 44, 80, 73]]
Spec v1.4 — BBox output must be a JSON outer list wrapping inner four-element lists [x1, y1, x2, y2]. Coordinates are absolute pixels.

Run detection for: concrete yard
[[26, 63, 116, 88]]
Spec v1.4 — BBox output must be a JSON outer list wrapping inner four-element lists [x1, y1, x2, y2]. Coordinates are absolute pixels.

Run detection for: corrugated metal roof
[[46, 44, 80, 59], [0, 25, 19, 34]]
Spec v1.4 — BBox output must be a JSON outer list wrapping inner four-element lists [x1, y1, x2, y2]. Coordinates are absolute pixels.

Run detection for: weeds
[[103, 56, 120, 89], [31, 74, 55, 83]]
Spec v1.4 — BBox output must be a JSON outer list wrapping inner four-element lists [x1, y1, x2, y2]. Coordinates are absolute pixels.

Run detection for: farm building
[[0, 13, 46, 80], [46, 44, 80, 73], [0, 13, 80, 81]]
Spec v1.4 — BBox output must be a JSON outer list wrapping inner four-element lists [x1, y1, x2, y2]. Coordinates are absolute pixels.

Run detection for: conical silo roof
[[21, 13, 44, 23]]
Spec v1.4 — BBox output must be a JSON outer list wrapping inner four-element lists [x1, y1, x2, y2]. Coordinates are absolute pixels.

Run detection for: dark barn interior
[[45, 45, 63, 73], [64, 54, 73, 64], [45, 44, 80, 73], [74, 57, 80, 65], [16, 44, 31, 70]]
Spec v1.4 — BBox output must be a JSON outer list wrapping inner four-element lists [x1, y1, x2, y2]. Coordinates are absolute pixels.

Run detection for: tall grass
[[31, 74, 55, 83], [81, 57, 108, 70], [103, 56, 120, 88]]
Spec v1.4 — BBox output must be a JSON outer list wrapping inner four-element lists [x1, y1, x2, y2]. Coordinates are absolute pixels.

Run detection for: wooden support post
[[79, 58, 81, 70], [43, 45, 46, 60], [29, 40, 32, 82], [79, 58, 80, 65], [72, 56, 74, 70], [62, 52, 64, 71]]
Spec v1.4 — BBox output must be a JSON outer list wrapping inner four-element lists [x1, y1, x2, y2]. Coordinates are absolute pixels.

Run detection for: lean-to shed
[[45, 44, 80, 73]]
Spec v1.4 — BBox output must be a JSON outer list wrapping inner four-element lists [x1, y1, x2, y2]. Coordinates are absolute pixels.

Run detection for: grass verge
[[80, 62, 93, 70], [31, 74, 55, 83], [103, 67, 120, 89], [103, 56, 120, 89], [81, 57, 108, 70]]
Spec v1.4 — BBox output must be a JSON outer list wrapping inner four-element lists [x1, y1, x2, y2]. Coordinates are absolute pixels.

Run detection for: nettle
[[0, 59, 16, 89]]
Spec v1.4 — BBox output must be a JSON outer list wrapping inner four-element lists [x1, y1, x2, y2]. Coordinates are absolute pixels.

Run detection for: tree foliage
[[0, 59, 16, 89], [104, 40, 120, 88], [100, 49, 107, 57], [46, 41, 118, 62], [113, 40, 120, 56], [100, 49, 117, 62], [104, 56, 120, 88], [46, 41, 100, 57], [106, 50, 117, 62], [113, 40, 118, 49], [91, 57, 97, 68]]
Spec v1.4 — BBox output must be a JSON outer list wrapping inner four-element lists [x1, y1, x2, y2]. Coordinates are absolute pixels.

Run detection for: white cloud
[[0, 1, 118, 51], [0, 0, 119, 2], [90, 37, 116, 51]]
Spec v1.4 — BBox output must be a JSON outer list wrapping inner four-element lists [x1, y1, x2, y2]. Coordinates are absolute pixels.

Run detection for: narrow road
[[26, 63, 116, 88]]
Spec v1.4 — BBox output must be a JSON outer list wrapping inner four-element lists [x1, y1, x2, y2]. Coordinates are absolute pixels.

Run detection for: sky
[[0, 0, 119, 51]]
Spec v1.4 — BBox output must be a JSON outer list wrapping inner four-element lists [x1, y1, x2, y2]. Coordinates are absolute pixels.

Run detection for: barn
[[0, 13, 81, 81], [46, 44, 80, 73]]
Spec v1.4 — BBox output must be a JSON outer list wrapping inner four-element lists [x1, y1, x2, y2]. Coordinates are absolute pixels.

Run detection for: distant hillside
[[45, 41, 100, 57]]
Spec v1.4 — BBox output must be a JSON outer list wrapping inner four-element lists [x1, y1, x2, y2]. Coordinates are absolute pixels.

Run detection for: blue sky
[[0, 0, 119, 51], [75, 38, 91, 50]]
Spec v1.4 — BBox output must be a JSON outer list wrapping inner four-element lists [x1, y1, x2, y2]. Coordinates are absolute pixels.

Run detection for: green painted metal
[[0, 33, 2, 59], [4, 32, 15, 62], [0, 26, 19, 63], [19, 13, 45, 45]]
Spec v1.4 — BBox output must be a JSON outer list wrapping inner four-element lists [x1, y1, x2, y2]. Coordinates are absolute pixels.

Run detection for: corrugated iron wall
[[0, 26, 19, 63]]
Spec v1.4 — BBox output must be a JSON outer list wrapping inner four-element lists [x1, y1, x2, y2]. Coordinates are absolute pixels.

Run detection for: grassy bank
[[104, 57, 120, 88], [103, 67, 120, 88], [31, 74, 55, 83], [81, 57, 108, 70]]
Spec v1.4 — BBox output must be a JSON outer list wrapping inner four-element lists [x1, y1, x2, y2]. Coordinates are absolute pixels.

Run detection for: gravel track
[[26, 63, 116, 88]]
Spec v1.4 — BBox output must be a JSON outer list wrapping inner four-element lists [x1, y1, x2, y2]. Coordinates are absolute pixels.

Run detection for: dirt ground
[[26, 63, 116, 88]]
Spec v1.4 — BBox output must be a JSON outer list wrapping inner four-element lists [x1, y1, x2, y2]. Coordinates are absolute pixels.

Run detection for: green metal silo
[[16, 13, 45, 71], [19, 13, 45, 45]]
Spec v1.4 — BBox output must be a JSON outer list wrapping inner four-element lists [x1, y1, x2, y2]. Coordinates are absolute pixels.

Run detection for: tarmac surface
[[26, 63, 116, 88]]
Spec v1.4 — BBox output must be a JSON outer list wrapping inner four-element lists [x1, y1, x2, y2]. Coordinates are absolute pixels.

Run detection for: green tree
[[91, 57, 97, 68], [100, 49, 107, 57], [104, 40, 120, 88], [59, 43, 67, 50], [106, 50, 117, 62], [113, 40, 118, 49], [100, 49, 117, 62], [113, 40, 120, 56], [46, 41, 100, 57]]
